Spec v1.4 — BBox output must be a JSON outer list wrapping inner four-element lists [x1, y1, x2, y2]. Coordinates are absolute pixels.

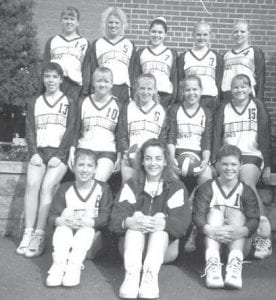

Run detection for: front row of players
[[16, 62, 272, 295]]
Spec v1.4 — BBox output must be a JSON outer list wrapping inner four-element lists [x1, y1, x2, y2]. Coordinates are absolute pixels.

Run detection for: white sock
[[205, 248, 220, 262], [24, 228, 34, 233], [228, 250, 243, 262], [35, 229, 45, 236], [257, 216, 271, 238]]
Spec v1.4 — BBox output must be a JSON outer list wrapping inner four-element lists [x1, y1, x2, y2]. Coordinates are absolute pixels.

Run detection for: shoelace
[[254, 237, 271, 251], [226, 258, 242, 275], [201, 258, 223, 278], [28, 235, 44, 250]]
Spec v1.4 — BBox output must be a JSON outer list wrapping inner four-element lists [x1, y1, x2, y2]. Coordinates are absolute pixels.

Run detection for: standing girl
[[178, 21, 223, 113], [16, 62, 76, 257], [82, 7, 135, 103], [221, 20, 265, 102], [110, 138, 191, 299], [118, 73, 167, 182], [43, 7, 89, 102], [134, 17, 178, 108], [213, 74, 272, 259], [69, 67, 120, 183]]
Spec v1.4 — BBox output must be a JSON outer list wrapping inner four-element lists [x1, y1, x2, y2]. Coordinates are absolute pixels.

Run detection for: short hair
[[179, 74, 203, 94], [74, 148, 97, 165], [92, 67, 113, 84], [216, 144, 242, 162], [231, 73, 252, 89], [61, 6, 80, 21], [233, 20, 250, 31], [134, 73, 159, 104], [193, 21, 211, 34], [149, 17, 168, 33], [101, 7, 128, 37], [43, 62, 63, 78]]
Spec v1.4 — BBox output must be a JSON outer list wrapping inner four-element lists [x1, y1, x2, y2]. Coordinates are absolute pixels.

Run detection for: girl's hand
[[113, 157, 121, 173], [262, 166, 271, 185], [68, 146, 76, 171], [48, 157, 61, 168], [125, 212, 149, 232], [204, 225, 232, 244], [30, 153, 43, 166], [145, 213, 166, 232], [79, 217, 95, 228]]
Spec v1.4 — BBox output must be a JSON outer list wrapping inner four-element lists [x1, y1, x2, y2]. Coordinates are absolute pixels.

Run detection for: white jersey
[[210, 180, 244, 211], [222, 47, 256, 95], [95, 37, 134, 86], [139, 47, 174, 94], [182, 50, 218, 96], [127, 101, 166, 148], [35, 94, 69, 148], [175, 105, 207, 152], [77, 96, 119, 152], [48, 35, 89, 86], [223, 100, 262, 158]]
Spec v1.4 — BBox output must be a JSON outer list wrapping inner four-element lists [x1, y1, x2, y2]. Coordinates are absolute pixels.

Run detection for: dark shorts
[[61, 77, 82, 103], [175, 148, 201, 159], [112, 84, 130, 104], [242, 155, 263, 170], [158, 92, 174, 109], [92, 150, 117, 164], [37, 147, 68, 165], [200, 95, 218, 114]]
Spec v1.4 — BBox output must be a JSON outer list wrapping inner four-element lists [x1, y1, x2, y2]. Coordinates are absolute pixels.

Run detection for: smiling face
[[182, 78, 202, 106], [61, 14, 79, 35], [136, 77, 156, 106], [232, 22, 250, 47], [74, 155, 96, 183], [93, 71, 113, 96], [143, 146, 166, 181], [193, 23, 211, 49], [149, 23, 167, 47], [217, 155, 241, 182], [107, 14, 122, 38], [43, 70, 62, 94], [231, 78, 251, 103]]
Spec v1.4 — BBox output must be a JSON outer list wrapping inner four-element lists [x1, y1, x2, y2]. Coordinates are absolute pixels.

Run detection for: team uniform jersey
[[110, 177, 191, 239], [212, 98, 271, 166], [134, 47, 178, 104], [117, 101, 167, 154], [25, 93, 76, 162], [221, 46, 265, 99], [82, 37, 136, 94], [74, 95, 120, 153], [44, 35, 89, 86], [193, 179, 260, 237], [167, 103, 213, 154], [49, 180, 113, 230], [178, 49, 223, 97]]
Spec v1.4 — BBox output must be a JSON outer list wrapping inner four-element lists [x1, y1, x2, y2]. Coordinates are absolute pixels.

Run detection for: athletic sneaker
[[62, 264, 84, 287], [16, 229, 34, 255], [224, 257, 243, 289], [24, 232, 45, 258], [254, 236, 272, 259], [184, 226, 197, 253], [202, 257, 224, 289], [119, 271, 140, 299], [46, 263, 65, 287], [138, 270, 159, 299]]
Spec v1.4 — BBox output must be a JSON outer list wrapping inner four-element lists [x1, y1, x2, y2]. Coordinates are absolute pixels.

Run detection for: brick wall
[[109, 0, 276, 127]]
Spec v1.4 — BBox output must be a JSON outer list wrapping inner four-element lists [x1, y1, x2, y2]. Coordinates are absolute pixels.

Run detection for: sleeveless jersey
[[35, 94, 69, 148], [222, 47, 256, 95], [95, 37, 134, 86], [127, 101, 166, 148], [49, 35, 88, 86], [222, 100, 262, 158], [181, 50, 218, 96], [77, 96, 119, 152], [139, 47, 174, 94], [175, 105, 207, 152], [210, 180, 244, 211]]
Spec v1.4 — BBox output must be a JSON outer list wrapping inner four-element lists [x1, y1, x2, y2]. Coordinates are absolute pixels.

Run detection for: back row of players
[[16, 5, 272, 296]]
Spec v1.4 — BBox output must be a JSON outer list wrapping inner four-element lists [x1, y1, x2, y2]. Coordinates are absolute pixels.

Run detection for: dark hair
[[231, 73, 252, 88], [61, 6, 80, 21], [74, 148, 97, 165], [149, 17, 167, 33], [43, 62, 63, 78], [216, 144, 242, 162]]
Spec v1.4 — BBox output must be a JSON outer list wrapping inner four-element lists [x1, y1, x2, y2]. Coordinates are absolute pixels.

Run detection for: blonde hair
[[133, 74, 159, 105], [193, 21, 211, 34], [101, 7, 128, 37], [233, 20, 250, 32]]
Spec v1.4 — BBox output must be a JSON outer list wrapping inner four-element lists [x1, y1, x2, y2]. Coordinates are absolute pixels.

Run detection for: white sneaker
[[202, 257, 224, 289], [46, 263, 65, 287], [224, 257, 243, 289], [119, 271, 140, 299], [138, 270, 159, 299], [16, 229, 34, 255], [62, 264, 83, 287], [254, 236, 272, 259], [25, 233, 45, 258], [184, 226, 197, 253]]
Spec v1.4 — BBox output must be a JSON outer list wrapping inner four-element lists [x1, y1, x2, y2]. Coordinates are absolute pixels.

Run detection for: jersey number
[[58, 103, 69, 115], [106, 108, 119, 120], [248, 108, 256, 120]]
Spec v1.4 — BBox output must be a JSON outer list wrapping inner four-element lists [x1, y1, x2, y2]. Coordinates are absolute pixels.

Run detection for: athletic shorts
[[36, 147, 67, 165], [175, 148, 201, 159], [200, 95, 218, 113], [92, 150, 117, 164], [112, 84, 130, 104], [158, 92, 174, 109], [241, 155, 263, 170]]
